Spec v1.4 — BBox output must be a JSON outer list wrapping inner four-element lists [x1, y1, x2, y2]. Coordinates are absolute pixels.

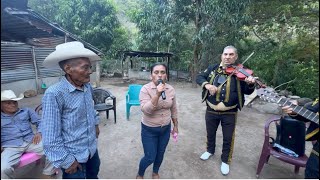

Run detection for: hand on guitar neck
[[282, 100, 298, 116], [257, 88, 319, 124]]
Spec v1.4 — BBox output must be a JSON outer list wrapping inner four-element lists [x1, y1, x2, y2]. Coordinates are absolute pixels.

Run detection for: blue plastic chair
[[126, 84, 143, 120]]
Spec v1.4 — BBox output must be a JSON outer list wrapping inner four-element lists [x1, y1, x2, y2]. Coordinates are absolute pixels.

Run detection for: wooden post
[[96, 61, 101, 87], [31, 46, 39, 94], [167, 56, 170, 81]]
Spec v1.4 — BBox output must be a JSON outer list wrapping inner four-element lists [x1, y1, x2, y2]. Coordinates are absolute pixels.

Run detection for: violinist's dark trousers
[[305, 141, 319, 179], [205, 109, 237, 164]]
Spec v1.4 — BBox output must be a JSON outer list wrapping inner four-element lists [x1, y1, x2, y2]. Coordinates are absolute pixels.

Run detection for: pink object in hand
[[17, 152, 42, 168], [171, 130, 178, 142], [173, 132, 178, 142]]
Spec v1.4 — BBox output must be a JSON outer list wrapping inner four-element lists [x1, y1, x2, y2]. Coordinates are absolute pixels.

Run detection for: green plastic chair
[[126, 84, 142, 120]]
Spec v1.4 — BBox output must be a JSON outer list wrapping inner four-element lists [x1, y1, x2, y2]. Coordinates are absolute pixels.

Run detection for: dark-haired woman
[[136, 63, 178, 179]]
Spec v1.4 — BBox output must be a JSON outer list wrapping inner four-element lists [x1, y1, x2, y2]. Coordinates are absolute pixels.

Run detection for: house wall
[[128, 69, 150, 80], [1, 72, 97, 95], [1, 42, 99, 96], [128, 69, 190, 81]]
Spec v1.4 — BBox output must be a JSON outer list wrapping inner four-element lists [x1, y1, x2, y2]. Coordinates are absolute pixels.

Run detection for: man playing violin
[[196, 45, 256, 176], [282, 98, 319, 179]]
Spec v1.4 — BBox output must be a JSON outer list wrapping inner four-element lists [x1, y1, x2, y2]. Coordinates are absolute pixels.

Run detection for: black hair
[[150, 63, 167, 74]]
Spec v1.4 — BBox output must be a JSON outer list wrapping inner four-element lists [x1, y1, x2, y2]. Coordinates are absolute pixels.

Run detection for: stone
[[251, 99, 282, 115], [278, 90, 292, 97], [288, 95, 300, 99], [297, 98, 313, 106], [24, 90, 37, 98]]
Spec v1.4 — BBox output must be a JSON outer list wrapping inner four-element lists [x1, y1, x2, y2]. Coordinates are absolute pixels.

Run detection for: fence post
[[96, 61, 101, 87], [31, 46, 40, 94]]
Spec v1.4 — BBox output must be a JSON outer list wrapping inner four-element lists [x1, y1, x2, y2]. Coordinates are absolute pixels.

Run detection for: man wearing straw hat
[[41, 41, 101, 179], [1, 90, 56, 178]]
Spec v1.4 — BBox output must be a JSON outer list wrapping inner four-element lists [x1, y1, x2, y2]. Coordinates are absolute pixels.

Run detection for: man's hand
[[244, 76, 256, 84], [32, 133, 42, 144], [96, 125, 100, 138], [205, 84, 218, 96], [282, 100, 298, 115], [65, 160, 82, 174]]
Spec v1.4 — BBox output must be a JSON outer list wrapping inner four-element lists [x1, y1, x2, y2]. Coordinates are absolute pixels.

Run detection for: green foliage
[[197, 0, 251, 69], [243, 0, 319, 99], [28, 0, 132, 58], [129, 0, 187, 52], [242, 33, 319, 99], [28, 0, 319, 98]]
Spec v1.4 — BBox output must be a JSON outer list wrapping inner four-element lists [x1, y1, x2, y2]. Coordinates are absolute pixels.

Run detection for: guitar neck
[[278, 98, 319, 124]]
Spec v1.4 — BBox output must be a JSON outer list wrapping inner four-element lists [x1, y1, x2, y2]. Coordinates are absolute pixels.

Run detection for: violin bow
[[241, 52, 255, 65]]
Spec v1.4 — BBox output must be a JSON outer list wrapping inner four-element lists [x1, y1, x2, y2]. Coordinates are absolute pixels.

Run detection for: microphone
[[157, 79, 166, 100]]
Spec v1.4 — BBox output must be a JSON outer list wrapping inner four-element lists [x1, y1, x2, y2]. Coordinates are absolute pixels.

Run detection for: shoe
[[152, 173, 160, 179], [136, 175, 144, 179], [200, 151, 212, 160], [220, 162, 229, 175]]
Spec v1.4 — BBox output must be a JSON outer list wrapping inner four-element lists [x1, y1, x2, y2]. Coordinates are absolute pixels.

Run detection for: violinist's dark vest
[[196, 64, 255, 112]]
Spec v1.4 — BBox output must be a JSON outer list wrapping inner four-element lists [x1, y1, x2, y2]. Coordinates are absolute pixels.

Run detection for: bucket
[[41, 83, 47, 93]]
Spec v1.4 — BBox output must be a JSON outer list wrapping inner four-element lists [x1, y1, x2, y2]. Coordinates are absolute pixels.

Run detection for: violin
[[224, 64, 266, 88]]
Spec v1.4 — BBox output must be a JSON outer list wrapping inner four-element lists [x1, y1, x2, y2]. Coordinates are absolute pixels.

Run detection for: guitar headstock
[[256, 88, 281, 103]]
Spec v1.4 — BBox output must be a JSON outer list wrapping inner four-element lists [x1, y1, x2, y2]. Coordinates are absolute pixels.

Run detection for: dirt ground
[[14, 77, 312, 179]]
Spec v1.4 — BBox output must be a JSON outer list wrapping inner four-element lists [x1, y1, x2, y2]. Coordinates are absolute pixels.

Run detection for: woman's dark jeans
[[138, 123, 171, 176]]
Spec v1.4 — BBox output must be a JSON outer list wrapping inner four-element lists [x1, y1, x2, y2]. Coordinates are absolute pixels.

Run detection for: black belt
[[206, 109, 237, 115]]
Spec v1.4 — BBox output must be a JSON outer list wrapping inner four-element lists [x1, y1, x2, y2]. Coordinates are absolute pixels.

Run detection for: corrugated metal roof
[[2, 8, 56, 40], [27, 37, 66, 48], [1, 0, 28, 10]]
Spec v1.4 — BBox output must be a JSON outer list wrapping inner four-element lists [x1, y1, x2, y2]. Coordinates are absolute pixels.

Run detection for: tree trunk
[[191, 0, 202, 88], [192, 43, 201, 87], [272, 23, 286, 85]]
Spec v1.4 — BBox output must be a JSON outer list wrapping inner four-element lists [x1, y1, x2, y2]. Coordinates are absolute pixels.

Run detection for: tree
[[243, 0, 319, 98], [28, 0, 130, 56], [174, 0, 251, 87]]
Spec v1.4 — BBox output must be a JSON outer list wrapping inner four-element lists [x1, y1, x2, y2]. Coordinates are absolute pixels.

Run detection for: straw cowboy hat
[[1, 90, 24, 101], [43, 41, 101, 68]]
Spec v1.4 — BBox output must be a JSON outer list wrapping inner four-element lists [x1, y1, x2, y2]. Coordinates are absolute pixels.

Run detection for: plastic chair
[[126, 84, 142, 120], [14, 105, 44, 169], [35, 104, 42, 115], [93, 88, 116, 124], [256, 115, 308, 178], [16, 153, 42, 168]]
